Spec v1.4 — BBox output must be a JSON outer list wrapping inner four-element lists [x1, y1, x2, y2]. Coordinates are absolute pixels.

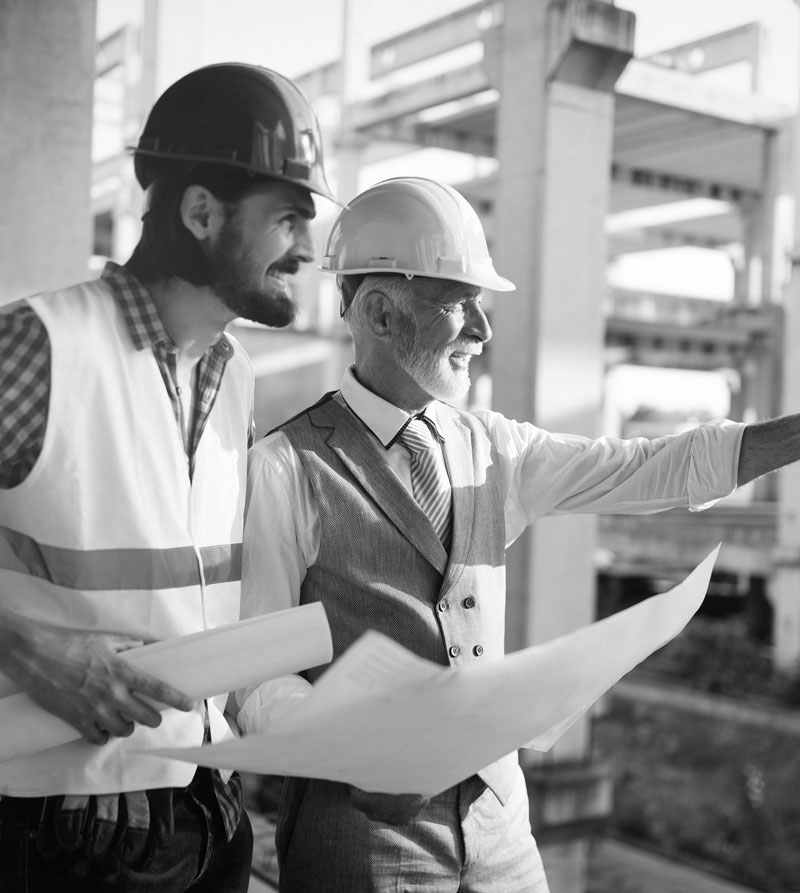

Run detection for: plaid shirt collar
[[100, 262, 233, 361]]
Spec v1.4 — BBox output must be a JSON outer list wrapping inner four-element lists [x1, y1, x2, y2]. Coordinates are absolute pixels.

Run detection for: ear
[[179, 185, 225, 240], [361, 289, 394, 340]]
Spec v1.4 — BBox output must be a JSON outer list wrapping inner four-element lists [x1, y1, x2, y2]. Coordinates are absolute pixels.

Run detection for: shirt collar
[[339, 365, 445, 448], [101, 261, 233, 360]]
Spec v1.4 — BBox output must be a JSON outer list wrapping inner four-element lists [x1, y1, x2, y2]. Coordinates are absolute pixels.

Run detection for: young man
[[238, 177, 800, 892], [0, 63, 335, 892]]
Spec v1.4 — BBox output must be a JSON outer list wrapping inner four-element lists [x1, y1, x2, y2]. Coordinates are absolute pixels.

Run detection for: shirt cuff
[[687, 419, 745, 510], [236, 675, 313, 735]]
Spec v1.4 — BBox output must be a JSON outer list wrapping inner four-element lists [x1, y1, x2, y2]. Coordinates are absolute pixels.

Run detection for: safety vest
[[0, 278, 252, 796]]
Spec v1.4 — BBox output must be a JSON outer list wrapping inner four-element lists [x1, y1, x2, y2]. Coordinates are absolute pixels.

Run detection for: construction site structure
[[3, 2, 800, 890]]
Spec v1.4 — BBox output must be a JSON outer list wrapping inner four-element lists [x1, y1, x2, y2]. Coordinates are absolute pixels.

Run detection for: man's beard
[[392, 310, 474, 403], [208, 216, 298, 328]]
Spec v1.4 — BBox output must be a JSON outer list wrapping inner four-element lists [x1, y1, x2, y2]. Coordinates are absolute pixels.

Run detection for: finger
[[104, 635, 146, 654], [84, 722, 110, 746], [112, 714, 136, 738], [118, 720, 136, 738], [93, 703, 139, 739], [106, 687, 164, 730], [117, 665, 194, 713]]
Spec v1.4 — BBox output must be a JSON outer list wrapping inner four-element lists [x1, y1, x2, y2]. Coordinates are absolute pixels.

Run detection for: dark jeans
[[0, 770, 253, 893]]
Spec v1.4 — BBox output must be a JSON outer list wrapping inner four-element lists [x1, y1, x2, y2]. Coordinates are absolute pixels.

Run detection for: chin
[[424, 372, 471, 404], [231, 289, 298, 328]]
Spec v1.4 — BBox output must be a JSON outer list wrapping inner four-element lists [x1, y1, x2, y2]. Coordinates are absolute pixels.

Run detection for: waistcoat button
[[473, 644, 484, 657], [437, 599, 449, 612], [463, 596, 476, 609], [448, 645, 460, 658]]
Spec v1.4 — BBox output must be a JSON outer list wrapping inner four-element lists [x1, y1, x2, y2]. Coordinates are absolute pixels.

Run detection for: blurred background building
[[3, 1, 800, 890]]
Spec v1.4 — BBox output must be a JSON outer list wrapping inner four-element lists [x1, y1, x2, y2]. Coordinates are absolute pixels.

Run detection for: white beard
[[393, 328, 474, 403]]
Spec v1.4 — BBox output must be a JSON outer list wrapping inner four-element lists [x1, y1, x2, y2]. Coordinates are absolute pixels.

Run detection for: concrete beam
[[352, 62, 490, 130], [547, 0, 635, 91], [370, 0, 502, 78], [611, 161, 758, 203], [617, 58, 792, 128], [294, 61, 340, 102], [644, 22, 763, 85], [364, 120, 496, 157]]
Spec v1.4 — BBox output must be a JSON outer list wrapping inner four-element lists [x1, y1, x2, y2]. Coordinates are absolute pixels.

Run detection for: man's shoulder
[[0, 298, 39, 323], [26, 276, 115, 317], [434, 402, 492, 433], [221, 331, 255, 380], [4, 276, 107, 310], [1, 279, 113, 340], [273, 391, 341, 436]]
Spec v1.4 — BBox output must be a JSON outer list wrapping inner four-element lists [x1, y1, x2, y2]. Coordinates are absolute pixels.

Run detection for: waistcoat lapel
[[309, 400, 449, 576]]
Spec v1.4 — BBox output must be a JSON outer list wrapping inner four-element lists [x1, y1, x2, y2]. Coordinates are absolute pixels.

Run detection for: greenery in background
[[594, 697, 800, 893], [594, 615, 800, 891], [636, 616, 800, 706]]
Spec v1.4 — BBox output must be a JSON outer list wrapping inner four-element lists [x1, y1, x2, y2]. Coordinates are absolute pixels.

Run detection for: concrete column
[[770, 71, 800, 670], [0, 0, 97, 301], [490, 1, 633, 889], [337, 0, 370, 202]]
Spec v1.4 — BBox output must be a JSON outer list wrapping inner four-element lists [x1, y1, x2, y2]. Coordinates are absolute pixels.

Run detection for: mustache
[[452, 338, 483, 355], [269, 257, 302, 276]]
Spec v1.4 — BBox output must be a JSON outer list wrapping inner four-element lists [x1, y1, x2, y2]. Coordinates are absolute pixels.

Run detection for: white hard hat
[[321, 177, 515, 293]]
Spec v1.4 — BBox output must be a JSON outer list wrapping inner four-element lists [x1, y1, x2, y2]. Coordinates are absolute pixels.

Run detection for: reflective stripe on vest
[[0, 526, 241, 591]]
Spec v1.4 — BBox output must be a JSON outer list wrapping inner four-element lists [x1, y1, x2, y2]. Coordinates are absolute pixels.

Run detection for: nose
[[292, 218, 314, 264], [465, 298, 492, 343]]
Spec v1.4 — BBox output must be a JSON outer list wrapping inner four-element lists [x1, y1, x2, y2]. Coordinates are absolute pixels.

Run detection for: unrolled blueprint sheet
[[151, 546, 720, 797]]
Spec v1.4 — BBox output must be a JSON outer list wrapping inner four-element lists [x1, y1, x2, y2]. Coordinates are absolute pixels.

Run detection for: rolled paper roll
[[0, 602, 332, 762]]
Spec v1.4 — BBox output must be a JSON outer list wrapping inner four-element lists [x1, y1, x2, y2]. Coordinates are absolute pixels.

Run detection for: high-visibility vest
[[0, 278, 252, 796]]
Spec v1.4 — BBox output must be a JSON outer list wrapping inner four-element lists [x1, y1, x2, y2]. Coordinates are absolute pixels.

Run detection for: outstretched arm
[[738, 414, 800, 486], [0, 606, 193, 744]]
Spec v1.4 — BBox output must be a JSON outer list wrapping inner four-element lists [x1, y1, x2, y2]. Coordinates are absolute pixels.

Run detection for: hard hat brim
[[320, 262, 516, 292]]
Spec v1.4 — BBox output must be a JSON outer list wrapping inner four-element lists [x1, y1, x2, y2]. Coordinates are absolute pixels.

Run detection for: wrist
[[0, 606, 45, 683]]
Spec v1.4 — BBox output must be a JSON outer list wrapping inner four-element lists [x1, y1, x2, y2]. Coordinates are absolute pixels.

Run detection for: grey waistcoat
[[281, 393, 518, 803]]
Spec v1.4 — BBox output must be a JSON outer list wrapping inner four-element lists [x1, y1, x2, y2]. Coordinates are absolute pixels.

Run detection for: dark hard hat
[[131, 62, 337, 202]]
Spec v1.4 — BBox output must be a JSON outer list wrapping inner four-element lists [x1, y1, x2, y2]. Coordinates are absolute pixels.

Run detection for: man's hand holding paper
[[0, 602, 332, 763]]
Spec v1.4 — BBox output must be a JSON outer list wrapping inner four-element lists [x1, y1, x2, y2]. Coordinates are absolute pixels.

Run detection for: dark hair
[[125, 162, 269, 286]]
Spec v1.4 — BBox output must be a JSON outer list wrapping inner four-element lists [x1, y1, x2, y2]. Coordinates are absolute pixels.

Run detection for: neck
[[147, 278, 234, 362], [353, 358, 432, 415]]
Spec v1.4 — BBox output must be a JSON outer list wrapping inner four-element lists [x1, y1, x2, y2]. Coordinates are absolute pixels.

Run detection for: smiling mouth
[[449, 351, 478, 368]]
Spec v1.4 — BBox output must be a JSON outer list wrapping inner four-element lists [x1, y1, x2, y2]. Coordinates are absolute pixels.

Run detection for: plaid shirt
[[0, 262, 243, 838], [0, 262, 239, 486]]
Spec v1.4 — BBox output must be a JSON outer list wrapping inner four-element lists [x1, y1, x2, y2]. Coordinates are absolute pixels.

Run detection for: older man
[[238, 176, 800, 892]]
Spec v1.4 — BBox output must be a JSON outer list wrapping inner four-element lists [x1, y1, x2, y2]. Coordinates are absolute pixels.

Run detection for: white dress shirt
[[237, 365, 745, 733]]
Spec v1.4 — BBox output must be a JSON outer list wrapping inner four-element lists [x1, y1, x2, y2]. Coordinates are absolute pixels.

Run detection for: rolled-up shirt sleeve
[[471, 410, 745, 547], [236, 433, 317, 735]]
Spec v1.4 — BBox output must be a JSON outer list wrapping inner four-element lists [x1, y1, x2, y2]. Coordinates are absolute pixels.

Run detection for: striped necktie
[[398, 415, 453, 550]]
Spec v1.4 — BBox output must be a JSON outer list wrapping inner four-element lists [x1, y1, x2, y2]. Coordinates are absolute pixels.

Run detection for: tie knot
[[398, 416, 437, 455]]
